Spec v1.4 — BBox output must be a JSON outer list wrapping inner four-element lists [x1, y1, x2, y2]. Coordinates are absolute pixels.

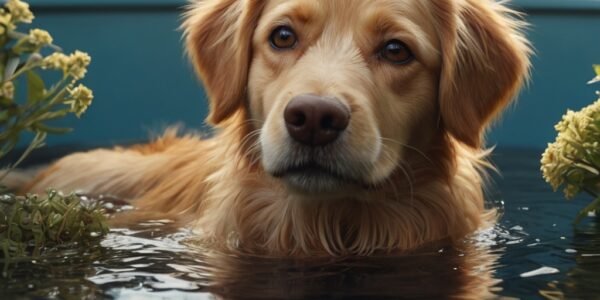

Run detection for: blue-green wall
[[18, 0, 600, 149], [491, 9, 600, 148]]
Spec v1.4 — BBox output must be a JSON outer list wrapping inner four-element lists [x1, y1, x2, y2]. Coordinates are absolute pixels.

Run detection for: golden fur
[[20, 0, 531, 256]]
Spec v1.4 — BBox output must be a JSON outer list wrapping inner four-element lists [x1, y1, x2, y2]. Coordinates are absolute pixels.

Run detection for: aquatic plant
[[541, 65, 600, 223], [0, 0, 108, 263], [0, 190, 107, 260]]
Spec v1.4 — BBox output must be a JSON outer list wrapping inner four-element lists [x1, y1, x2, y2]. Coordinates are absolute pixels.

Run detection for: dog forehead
[[262, 0, 434, 24], [260, 0, 438, 45]]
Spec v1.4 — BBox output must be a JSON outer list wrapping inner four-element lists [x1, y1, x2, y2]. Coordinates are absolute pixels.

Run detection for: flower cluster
[[542, 66, 600, 200], [5, 0, 33, 23], [0, 0, 33, 34], [0, 11, 15, 35], [66, 84, 94, 117], [28, 28, 52, 47], [42, 50, 92, 80], [0, 0, 94, 166], [0, 81, 14, 99]]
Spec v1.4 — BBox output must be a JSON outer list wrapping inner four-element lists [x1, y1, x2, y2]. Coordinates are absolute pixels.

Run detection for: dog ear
[[183, 0, 266, 125], [432, 0, 531, 148]]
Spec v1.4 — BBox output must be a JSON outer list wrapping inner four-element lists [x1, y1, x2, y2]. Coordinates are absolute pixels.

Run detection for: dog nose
[[284, 94, 350, 146]]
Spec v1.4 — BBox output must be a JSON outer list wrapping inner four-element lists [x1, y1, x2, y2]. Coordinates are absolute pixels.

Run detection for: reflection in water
[[96, 223, 502, 299], [1, 219, 503, 299], [1, 148, 600, 299], [541, 221, 600, 299], [188, 239, 499, 299]]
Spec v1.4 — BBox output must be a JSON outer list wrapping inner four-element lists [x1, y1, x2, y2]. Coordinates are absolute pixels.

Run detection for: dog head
[[184, 0, 530, 196]]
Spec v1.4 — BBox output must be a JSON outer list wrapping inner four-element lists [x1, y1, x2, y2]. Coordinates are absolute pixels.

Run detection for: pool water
[[1, 148, 599, 299]]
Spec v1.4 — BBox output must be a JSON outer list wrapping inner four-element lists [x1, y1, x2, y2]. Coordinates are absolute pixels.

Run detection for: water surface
[[1, 148, 599, 299]]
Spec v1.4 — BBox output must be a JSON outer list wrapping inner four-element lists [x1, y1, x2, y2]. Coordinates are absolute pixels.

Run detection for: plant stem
[[575, 196, 600, 224]]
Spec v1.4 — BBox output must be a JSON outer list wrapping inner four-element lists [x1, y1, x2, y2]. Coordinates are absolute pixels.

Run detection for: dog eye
[[380, 40, 414, 64], [269, 26, 298, 50]]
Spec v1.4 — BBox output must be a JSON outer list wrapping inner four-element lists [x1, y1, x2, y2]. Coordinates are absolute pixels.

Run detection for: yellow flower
[[65, 84, 94, 117], [69, 84, 93, 106], [28, 28, 53, 47], [42, 52, 69, 70], [0, 81, 15, 99], [42, 51, 91, 80], [541, 98, 600, 199], [5, 0, 34, 24], [0, 9, 15, 35], [67, 51, 91, 80]]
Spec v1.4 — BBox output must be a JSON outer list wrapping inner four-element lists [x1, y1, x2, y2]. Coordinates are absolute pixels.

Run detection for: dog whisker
[[376, 142, 415, 204], [380, 137, 434, 165]]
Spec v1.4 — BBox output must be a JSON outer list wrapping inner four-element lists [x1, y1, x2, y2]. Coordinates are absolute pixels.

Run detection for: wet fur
[[20, 0, 531, 256]]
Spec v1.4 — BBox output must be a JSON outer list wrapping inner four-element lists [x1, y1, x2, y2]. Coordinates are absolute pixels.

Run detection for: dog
[[19, 0, 531, 256]]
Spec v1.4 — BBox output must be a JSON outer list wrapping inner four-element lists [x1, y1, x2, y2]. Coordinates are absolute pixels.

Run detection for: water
[[1, 148, 600, 299]]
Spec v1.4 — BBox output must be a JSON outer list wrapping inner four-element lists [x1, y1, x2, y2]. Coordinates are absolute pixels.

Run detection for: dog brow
[[361, 9, 439, 65], [263, 1, 320, 27]]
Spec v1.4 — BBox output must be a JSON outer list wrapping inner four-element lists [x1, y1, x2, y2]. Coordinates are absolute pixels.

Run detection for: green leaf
[[573, 162, 600, 176], [0, 52, 7, 82], [32, 123, 72, 134], [590, 65, 600, 84], [37, 110, 69, 121], [0, 97, 15, 109], [0, 110, 8, 123], [3, 57, 19, 81], [575, 196, 600, 224], [26, 71, 46, 103]]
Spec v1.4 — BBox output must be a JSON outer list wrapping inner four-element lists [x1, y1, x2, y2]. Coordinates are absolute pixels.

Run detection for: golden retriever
[[20, 0, 531, 256]]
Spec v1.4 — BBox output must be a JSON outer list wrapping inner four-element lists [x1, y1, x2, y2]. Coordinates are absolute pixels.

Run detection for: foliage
[[0, 190, 108, 261], [0, 0, 107, 263], [0, 0, 93, 173], [541, 65, 600, 223]]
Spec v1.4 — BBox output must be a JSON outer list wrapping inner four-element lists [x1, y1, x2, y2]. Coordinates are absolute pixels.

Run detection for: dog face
[[184, 0, 530, 196], [247, 0, 442, 194]]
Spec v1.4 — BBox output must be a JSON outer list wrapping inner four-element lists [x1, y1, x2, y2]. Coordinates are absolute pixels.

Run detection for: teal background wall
[[490, 0, 600, 149], [19, 0, 600, 149]]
